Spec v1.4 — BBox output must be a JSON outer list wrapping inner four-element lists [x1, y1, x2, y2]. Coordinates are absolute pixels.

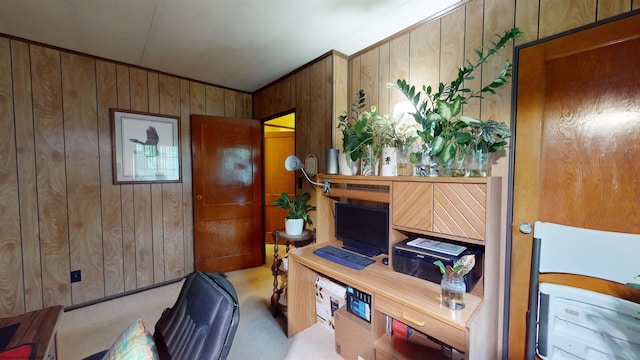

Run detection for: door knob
[[196, 195, 203, 200], [519, 222, 532, 234]]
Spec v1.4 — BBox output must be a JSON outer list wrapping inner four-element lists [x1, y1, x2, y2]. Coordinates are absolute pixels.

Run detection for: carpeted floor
[[57, 245, 341, 359]]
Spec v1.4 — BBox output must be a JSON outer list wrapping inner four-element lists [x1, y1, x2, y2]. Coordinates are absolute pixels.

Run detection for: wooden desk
[[288, 241, 486, 357], [288, 175, 501, 359], [0, 305, 64, 359]]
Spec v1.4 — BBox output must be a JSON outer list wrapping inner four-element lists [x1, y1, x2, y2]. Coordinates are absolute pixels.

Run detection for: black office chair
[[85, 271, 239, 360], [154, 271, 239, 360]]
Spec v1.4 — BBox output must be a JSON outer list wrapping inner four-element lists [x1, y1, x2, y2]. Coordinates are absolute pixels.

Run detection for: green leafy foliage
[[391, 28, 523, 165], [433, 255, 476, 276], [272, 192, 316, 225], [338, 90, 373, 162], [627, 283, 640, 290], [627, 275, 640, 290], [434, 260, 446, 274], [338, 90, 399, 162]]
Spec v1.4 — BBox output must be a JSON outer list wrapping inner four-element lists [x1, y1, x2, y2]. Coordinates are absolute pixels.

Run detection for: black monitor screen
[[335, 203, 389, 256]]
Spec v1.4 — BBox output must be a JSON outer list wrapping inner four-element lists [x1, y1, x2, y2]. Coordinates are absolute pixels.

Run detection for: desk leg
[[287, 259, 318, 338], [49, 333, 58, 360]]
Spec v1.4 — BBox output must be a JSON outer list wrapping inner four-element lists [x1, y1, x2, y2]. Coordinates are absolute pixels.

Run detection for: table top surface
[[0, 305, 64, 359], [273, 229, 315, 242], [289, 240, 483, 330]]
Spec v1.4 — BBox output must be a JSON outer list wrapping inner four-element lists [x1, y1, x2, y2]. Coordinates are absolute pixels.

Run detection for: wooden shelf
[[324, 186, 390, 203], [318, 174, 489, 184], [375, 333, 446, 360]]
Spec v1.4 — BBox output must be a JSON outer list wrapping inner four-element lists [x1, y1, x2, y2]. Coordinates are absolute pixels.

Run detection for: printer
[[392, 237, 483, 292]]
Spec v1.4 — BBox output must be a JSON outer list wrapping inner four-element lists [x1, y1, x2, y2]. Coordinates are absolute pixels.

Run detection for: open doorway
[[264, 112, 295, 243]]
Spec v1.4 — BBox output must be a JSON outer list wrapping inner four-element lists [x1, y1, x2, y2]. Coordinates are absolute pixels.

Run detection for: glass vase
[[360, 144, 378, 176], [464, 143, 489, 177], [439, 147, 466, 177], [440, 273, 466, 310], [396, 143, 412, 176]]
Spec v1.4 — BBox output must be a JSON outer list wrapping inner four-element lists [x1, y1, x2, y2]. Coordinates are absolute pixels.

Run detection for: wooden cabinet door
[[392, 182, 433, 231], [433, 184, 487, 241], [191, 115, 263, 273], [507, 15, 640, 359]]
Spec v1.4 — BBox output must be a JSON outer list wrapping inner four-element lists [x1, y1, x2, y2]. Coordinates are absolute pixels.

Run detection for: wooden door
[[191, 115, 263, 273], [264, 131, 295, 242], [507, 14, 640, 359]]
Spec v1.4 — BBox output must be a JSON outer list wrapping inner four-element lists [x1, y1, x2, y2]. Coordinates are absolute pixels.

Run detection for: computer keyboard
[[313, 245, 376, 270]]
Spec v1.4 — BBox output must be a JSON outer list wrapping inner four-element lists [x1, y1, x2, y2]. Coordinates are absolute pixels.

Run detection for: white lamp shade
[[284, 155, 304, 171]]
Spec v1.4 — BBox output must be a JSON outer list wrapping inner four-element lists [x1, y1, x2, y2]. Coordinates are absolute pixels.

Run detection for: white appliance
[[536, 283, 640, 360]]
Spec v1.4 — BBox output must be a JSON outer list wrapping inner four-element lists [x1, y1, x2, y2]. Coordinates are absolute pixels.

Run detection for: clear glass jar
[[464, 142, 489, 177], [440, 273, 466, 309], [360, 144, 379, 176], [396, 143, 412, 176]]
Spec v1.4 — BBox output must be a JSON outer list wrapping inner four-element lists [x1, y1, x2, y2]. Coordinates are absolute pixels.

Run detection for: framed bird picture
[[110, 109, 182, 184]]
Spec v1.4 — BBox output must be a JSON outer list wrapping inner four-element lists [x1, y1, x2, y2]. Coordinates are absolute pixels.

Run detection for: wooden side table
[[271, 229, 314, 317], [0, 305, 64, 359]]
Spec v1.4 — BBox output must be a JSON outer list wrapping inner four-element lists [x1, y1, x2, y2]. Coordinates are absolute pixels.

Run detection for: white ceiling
[[0, 0, 462, 93]]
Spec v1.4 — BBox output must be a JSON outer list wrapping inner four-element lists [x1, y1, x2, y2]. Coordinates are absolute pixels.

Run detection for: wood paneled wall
[[253, 51, 348, 217], [0, 36, 251, 316], [1, 0, 636, 322], [346, 0, 638, 354], [349, 0, 639, 177]]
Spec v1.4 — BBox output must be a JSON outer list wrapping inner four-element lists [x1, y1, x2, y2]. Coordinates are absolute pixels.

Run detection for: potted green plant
[[434, 255, 476, 310], [381, 114, 422, 176], [391, 28, 523, 176], [361, 103, 396, 176], [272, 192, 316, 235], [337, 90, 371, 174], [338, 90, 397, 175]]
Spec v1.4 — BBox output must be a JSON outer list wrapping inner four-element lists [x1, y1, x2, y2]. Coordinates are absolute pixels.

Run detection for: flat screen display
[[335, 203, 389, 256]]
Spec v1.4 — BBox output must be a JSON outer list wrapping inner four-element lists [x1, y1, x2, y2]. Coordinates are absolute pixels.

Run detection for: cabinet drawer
[[375, 294, 466, 351]]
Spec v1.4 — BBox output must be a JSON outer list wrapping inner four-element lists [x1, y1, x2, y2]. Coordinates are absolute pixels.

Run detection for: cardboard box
[[315, 276, 346, 331], [334, 306, 374, 360]]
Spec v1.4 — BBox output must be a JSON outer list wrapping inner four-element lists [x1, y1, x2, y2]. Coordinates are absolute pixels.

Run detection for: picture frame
[[110, 109, 182, 184]]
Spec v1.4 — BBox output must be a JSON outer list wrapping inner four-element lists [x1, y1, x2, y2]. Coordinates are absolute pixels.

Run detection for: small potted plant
[[434, 255, 476, 310], [338, 89, 398, 176], [272, 192, 316, 235], [337, 90, 370, 175]]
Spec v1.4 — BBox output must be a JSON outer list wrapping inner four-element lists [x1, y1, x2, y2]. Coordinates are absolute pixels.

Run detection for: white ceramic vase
[[285, 218, 304, 236], [380, 147, 397, 176], [338, 153, 359, 176]]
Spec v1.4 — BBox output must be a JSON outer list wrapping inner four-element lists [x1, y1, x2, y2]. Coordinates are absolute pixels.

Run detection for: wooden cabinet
[[287, 175, 502, 359], [393, 179, 495, 243]]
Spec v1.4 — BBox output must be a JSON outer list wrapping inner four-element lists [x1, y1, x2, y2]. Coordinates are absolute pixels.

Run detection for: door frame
[[262, 110, 296, 244], [502, 9, 640, 357], [261, 109, 297, 242]]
